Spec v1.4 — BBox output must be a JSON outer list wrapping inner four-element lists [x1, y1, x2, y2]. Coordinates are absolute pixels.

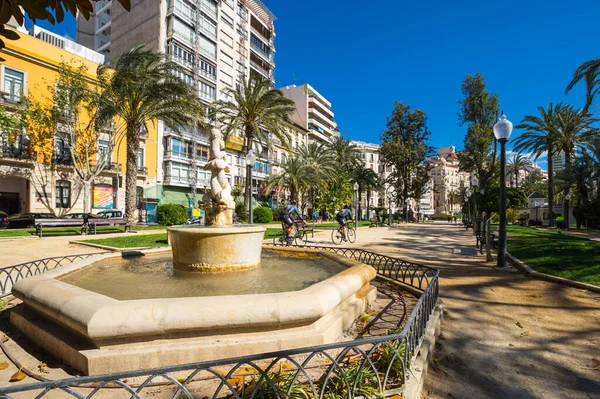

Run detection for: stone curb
[[403, 301, 444, 399], [69, 241, 129, 252], [507, 253, 600, 293]]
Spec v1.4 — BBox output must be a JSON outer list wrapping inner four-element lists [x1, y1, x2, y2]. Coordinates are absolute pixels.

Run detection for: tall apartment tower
[[278, 84, 338, 144], [76, 0, 278, 206]]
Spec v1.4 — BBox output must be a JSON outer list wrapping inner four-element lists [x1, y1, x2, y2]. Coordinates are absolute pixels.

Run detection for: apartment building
[[0, 27, 157, 216], [76, 0, 285, 207], [280, 84, 339, 144], [350, 141, 397, 219], [427, 146, 471, 214]]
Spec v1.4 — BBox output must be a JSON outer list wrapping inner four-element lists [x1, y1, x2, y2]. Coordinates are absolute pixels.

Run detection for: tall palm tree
[[554, 105, 596, 227], [264, 156, 309, 203], [212, 76, 296, 210], [297, 142, 336, 186], [352, 165, 379, 219], [565, 58, 600, 114], [326, 136, 361, 171], [514, 103, 562, 224], [507, 153, 532, 189], [98, 46, 204, 224]]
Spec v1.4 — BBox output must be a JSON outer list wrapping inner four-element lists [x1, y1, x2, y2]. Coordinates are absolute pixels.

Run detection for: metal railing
[[0, 246, 439, 398], [0, 253, 106, 298]]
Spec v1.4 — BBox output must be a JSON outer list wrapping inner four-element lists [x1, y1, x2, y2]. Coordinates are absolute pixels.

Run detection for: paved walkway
[[337, 224, 600, 399]]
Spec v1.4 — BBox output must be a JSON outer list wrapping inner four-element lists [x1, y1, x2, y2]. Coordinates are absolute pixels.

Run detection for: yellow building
[[0, 26, 158, 219]]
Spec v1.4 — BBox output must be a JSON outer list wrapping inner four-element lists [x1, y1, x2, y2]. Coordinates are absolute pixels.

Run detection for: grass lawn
[[81, 228, 283, 249], [505, 225, 600, 286], [0, 224, 166, 238]]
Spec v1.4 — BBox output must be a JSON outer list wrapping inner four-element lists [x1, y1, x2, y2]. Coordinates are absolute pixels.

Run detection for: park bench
[[369, 217, 383, 228], [35, 219, 86, 238], [86, 217, 132, 235], [475, 229, 498, 254]]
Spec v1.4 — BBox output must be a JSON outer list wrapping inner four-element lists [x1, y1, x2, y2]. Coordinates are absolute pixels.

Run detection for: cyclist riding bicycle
[[279, 200, 302, 242], [335, 204, 353, 242]]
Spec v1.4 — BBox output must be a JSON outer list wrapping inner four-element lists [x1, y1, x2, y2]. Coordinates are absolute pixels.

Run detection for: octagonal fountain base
[[11, 247, 377, 375]]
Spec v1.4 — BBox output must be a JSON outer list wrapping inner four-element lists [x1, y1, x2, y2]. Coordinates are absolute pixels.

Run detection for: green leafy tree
[[520, 171, 547, 197], [556, 153, 596, 228], [514, 103, 562, 223], [379, 101, 434, 213], [98, 46, 204, 224], [457, 73, 500, 191], [0, 0, 131, 50], [212, 76, 295, 211], [506, 153, 532, 188]]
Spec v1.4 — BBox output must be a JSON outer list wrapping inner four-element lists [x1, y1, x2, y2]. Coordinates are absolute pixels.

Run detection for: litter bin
[[474, 217, 483, 233], [145, 198, 159, 224]]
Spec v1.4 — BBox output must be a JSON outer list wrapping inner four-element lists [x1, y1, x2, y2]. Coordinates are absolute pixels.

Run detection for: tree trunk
[[82, 181, 92, 213], [358, 187, 363, 220], [125, 122, 141, 225], [244, 130, 255, 213], [547, 144, 555, 226], [515, 172, 519, 189], [564, 150, 572, 229]]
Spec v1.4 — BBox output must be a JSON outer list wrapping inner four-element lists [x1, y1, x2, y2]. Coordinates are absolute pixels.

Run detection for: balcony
[[164, 173, 210, 187], [199, 0, 217, 21], [308, 117, 334, 135], [249, 60, 270, 79], [169, 30, 217, 61], [250, 41, 274, 65], [1, 143, 33, 163], [308, 98, 334, 118], [308, 107, 334, 127]]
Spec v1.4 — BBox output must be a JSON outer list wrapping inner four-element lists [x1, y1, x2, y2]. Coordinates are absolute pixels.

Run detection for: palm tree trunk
[[547, 144, 555, 225], [564, 150, 572, 229], [125, 122, 141, 225], [515, 172, 519, 189], [244, 130, 255, 213]]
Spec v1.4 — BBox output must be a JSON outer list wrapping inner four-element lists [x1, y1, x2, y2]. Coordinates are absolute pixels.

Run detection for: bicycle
[[272, 219, 308, 246], [331, 220, 356, 245]]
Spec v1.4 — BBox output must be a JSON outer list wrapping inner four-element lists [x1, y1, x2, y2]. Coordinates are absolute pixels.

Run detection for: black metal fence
[[0, 246, 439, 399]]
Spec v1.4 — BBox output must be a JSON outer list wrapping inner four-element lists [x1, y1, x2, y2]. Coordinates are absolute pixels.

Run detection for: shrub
[[431, 213, 452, 221], [235, 201, 249, 223], [253, 206, 273, 223], [157, 203, 188, 226], [506, 208, 520, 222]]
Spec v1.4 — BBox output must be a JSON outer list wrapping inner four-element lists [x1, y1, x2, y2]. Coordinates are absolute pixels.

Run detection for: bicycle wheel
[[295, 230, 308, 246], [272, 230, 286, 245], [347, 228, 356, 243], [331, 229, 343, 245]]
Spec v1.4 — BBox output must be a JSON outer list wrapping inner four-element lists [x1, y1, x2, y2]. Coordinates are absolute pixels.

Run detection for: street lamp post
[[565, 193, 570, 229], [471, 176, 478, 235], [353, 182, 359, 222], [493, 114, 513, 269], [246, 150, 257, 224], [387, 186, 393, 226]]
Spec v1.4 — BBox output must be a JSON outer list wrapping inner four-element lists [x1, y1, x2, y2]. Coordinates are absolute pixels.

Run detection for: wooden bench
[[35, 219, 86, 238], [369, 218, 383, 228], [476, 230, 498, 253], [86, 218, 132, 235], [301, 221, 315, 237]]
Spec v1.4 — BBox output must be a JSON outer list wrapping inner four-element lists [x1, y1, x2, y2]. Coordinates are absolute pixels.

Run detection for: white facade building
[[279, 84, 339, 144]]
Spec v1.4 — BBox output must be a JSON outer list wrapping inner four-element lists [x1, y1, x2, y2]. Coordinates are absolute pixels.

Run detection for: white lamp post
[[493, 113, 513, 268], [353, 182, 359, 222], [245, 149, 257, 224]]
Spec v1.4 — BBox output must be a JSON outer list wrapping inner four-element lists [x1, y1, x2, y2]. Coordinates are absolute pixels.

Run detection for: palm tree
[[556, 153, 595, 229], [297, 142, 336, 186], [352, 165, 379, 219], [264, 156, 309, 203], [212, 76, 296, 210], [507, 153, 532, 189], [98, 46, 204, 224], [554, 105, 596, 227], [326, 136, 361, 171], [514, 103, 562, 224], [565, 58, 600, 114]]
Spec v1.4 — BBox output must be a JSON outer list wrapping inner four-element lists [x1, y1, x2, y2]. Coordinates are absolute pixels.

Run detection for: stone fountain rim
[[11, 247, 377, 344]]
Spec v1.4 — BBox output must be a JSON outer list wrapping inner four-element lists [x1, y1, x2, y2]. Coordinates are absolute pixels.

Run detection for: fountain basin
[[11, 247, 377, 374], [168, 224, 266, 272]]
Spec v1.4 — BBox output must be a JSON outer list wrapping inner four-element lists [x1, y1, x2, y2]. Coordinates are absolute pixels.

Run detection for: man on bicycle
[[279, 200, 302, 242], [336, 204, 353, 242]]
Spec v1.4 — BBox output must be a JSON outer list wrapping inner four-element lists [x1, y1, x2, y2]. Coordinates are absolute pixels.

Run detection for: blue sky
[[28, 0, 599, 166]]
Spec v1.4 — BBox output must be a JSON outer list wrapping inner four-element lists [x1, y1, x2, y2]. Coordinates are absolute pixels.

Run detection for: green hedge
[[157, 203, 188, 226], [253, 206, 273, 223], [430, 213, 452, 221]]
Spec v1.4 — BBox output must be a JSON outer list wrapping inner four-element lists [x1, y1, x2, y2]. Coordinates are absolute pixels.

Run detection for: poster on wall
[[93, 185, 114, 209]]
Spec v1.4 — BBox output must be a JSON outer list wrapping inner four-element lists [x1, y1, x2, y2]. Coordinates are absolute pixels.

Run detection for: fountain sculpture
[[10, 129, 378, 375]]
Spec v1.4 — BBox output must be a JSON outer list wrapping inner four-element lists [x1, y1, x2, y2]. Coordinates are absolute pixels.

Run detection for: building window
[[136, 186, 144, 210], [199, 81, 216, 101], [138, 148, 144, 169], [171, 138, 187, 158], [56, 180, 71, 208], [221, 13, 234, 27], [4, 68, 24, 102], [195, 144, 209, 161], [98, 140, 110, 162]]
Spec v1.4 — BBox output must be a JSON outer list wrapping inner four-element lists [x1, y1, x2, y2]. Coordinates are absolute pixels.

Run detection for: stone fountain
[[10, 129, 378, 375], [168, 128, 265, 272]]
